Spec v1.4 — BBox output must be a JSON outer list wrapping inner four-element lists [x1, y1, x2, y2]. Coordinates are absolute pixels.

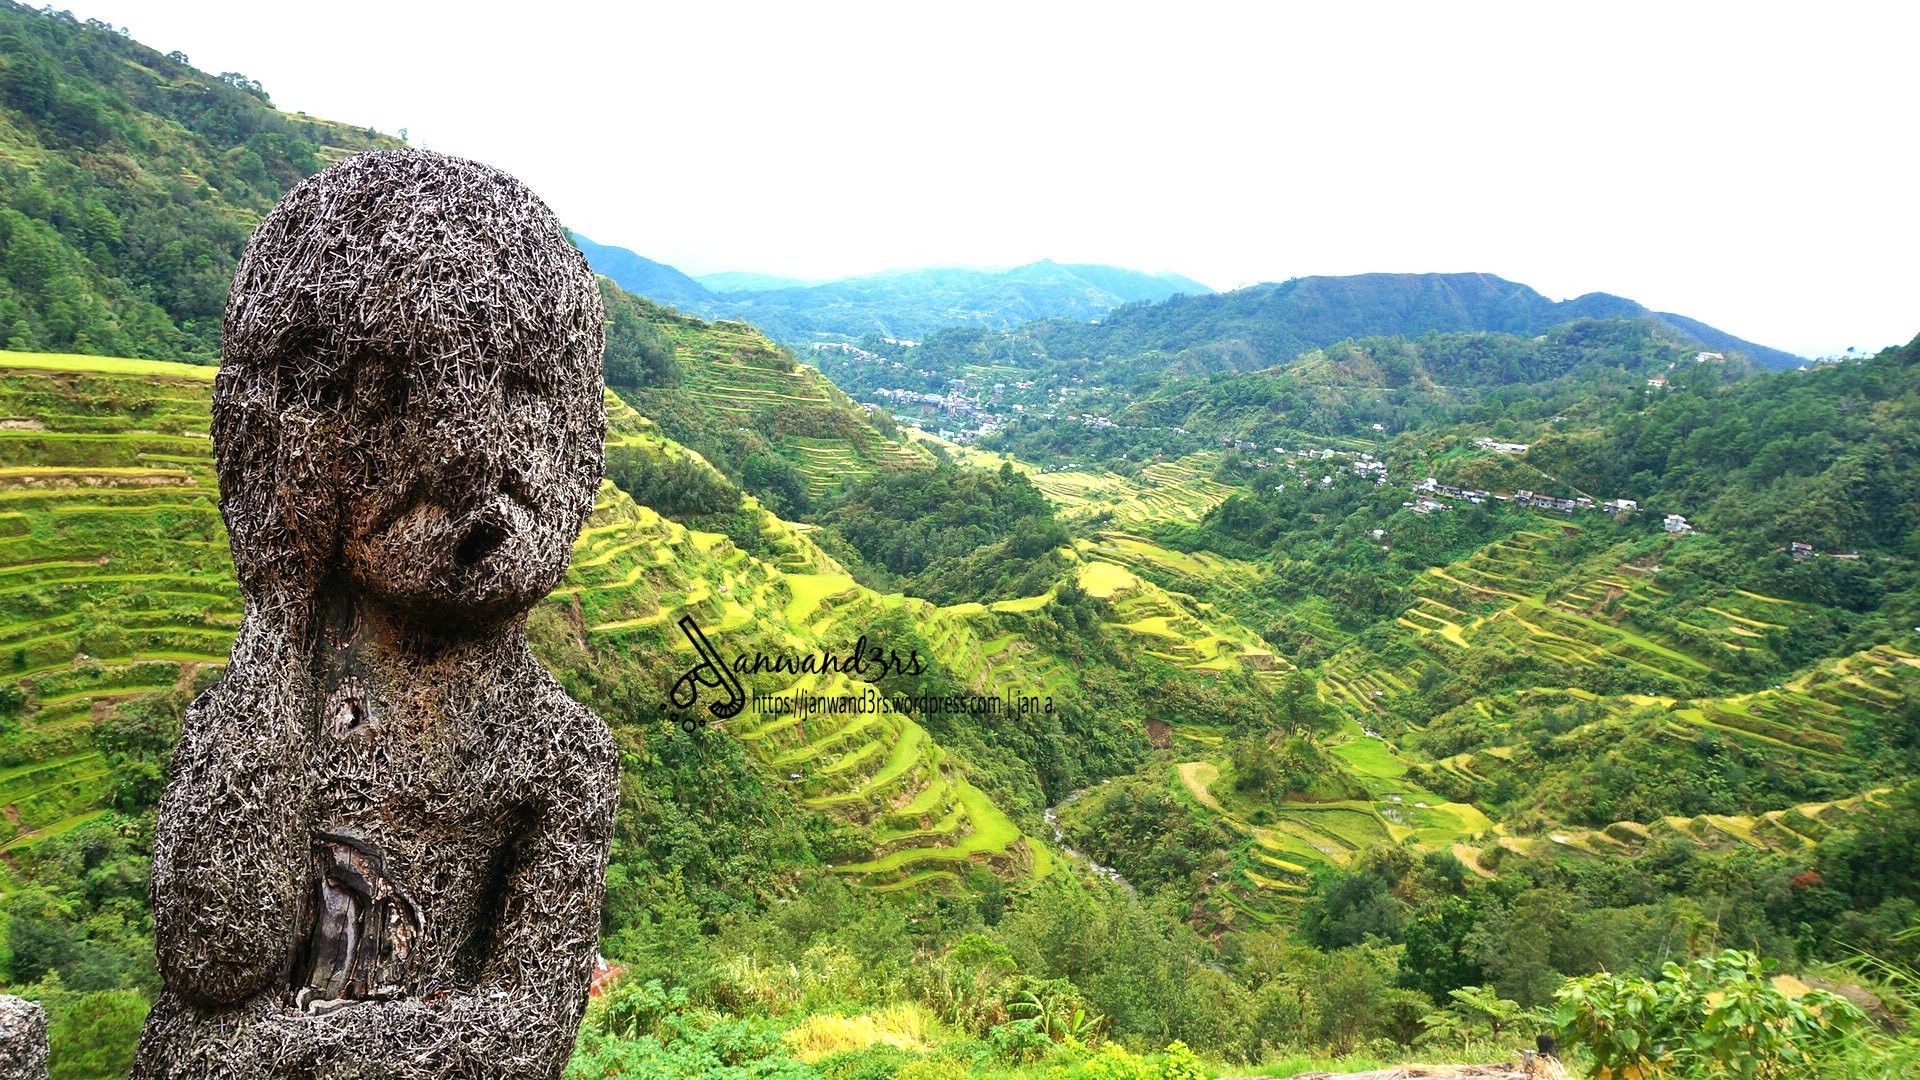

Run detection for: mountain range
[[574, 234, 1212, 345], [579, 232, 1803, 370], [970, 271, 1806, 374]]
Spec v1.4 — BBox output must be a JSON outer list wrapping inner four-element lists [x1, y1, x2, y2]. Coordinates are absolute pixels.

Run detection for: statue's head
[[214, 150, 606, 626]]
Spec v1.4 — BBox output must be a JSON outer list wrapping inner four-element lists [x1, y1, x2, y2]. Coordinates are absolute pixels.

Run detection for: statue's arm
[[266, 710, 619, 1078], [149, 671, 313, 1008]]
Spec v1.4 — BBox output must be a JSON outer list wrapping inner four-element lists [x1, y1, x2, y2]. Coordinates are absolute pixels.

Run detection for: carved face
[[324, 342, 603, 622], [213, 150, 607, 625]]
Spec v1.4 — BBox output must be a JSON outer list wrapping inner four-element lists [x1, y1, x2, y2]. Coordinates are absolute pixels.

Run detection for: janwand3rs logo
[[670, 614, 746, 729]]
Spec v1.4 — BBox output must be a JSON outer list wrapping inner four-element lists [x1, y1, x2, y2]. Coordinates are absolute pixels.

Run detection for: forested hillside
[[0, 3, 395, 362], [819, 275, 1799, 441], [0, 4, 936, 517], [598, 284, 935, 517], [991, 272, 1802, 373], [974, 319, 1747, 465]]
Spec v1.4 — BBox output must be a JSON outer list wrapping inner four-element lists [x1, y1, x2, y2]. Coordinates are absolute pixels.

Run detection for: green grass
[[0, 349, 216, 380]]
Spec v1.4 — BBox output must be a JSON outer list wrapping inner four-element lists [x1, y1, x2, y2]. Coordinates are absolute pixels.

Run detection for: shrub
[[1555, 949, 1862, 1079], [1058, 1041, 1207, 1080], [783, 1004, 930, 1063]]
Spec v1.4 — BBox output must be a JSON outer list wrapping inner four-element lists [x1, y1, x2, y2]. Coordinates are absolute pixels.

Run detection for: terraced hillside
[[0, 351, 1043, 896], [898, 438, 1237, 535], [1026, 452, 1238, 529], [549, 483, 1049, 892], [8, 343, 1911, 950], [1454, 789, 1899, 875], [622, 308, 934, 499], [1069, 545, 1289, 686], [1001, 477, 1914, 935], [1165, 743, 1495, 927], [892, 425, 1918, 932], [1150, 632, 1916, 929], [0, 353, 228, 857], [1319, 524, 1823, 718], [1416, 642, 1920, 807]]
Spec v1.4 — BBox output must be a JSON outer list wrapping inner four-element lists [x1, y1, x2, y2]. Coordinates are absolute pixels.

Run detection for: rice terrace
[[0, 4, 1916, 1078]]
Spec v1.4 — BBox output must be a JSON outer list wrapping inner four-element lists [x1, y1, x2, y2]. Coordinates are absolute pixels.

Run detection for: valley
[[0, 6, 1915, 1077]]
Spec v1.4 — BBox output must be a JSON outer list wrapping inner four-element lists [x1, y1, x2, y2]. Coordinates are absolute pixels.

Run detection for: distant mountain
[[574, 238, 1213, 345], [569, 233, 714, 306], [697, 270, 813, 292], [1019, 272, 1803, 372]]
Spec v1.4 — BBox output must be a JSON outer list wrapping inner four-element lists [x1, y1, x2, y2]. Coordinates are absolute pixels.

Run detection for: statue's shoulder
[[524, 666, 618, 776]]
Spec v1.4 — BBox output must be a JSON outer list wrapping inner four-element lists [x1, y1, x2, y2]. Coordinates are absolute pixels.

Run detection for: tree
[[1469, 887, 1580, 1009], [46, 989, 149, 1080], [600, 281, 680, 388], [91, 693, 180, 811], [1400, 896, 1487, 1000], [1276, 672, 1340, 742]]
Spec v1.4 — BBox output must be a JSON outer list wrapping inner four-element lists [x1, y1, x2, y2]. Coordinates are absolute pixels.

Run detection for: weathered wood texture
[[131, 150, 617, 1080], [0, 996, 48, 1080]]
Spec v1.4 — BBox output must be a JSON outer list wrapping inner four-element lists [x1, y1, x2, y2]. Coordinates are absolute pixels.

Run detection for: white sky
[[56, 0, 1920, 356]]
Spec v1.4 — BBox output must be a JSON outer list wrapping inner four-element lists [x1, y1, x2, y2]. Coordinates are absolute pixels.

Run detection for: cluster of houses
[[875, 382, 1007, 443], [1404, 477, 1670, 526], [1248, 444, 1395, 495], [871, 386, 948, 408], [1420, 476, 1489, 503], [1520, 490, 1641, 516]]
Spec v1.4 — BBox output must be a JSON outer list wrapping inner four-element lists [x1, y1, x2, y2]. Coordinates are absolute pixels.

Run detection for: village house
[[1604, 498, 1639, 513], [1647, 376, 1669, 389], [1514, 489, 1578, 513], [1665, 514, 1693, 534], [1414, 477, 1491, 504], [1791, 541, 1815, 561]]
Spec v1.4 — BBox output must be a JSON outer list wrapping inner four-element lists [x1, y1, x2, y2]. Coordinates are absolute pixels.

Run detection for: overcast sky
[[58, 0, 1919, 356]]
